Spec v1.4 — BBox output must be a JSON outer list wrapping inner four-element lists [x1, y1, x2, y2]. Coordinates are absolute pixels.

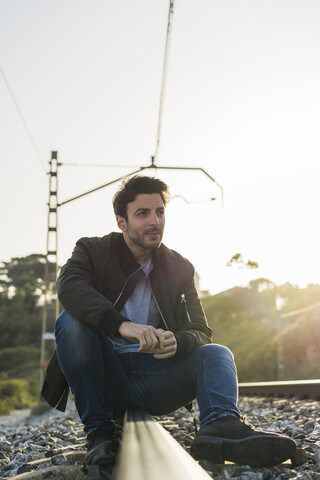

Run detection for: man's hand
[[152, 329, 177, 359], [118, 322, 177, 359]]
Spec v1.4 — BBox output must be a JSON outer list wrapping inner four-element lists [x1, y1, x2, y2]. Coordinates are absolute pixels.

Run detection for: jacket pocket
[[180, 293, 192, 323]]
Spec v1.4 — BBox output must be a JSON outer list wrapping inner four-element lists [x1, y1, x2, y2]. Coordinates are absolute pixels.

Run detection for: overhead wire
[[65, 0, 175, 172], [58, 0, 223, 206], [0, 65, 47, 173], [61, 162, 140, 168], [153, 0, 174, 164]]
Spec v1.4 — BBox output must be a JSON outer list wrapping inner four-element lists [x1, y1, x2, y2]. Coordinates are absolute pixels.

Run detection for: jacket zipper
[[114, 267, 142, 308], [114, 267, 170, 330], [151, 287, 170, 330], [181, 293, 192, 323]]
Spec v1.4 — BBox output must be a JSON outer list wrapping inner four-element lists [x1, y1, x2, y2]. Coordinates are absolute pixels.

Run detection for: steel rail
[[116, 408, 211, 480], [239, 379, 320, 399], [113, 382, 320, 478]]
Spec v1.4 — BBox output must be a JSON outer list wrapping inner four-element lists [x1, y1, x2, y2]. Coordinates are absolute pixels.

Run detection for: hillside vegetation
[[203, 279, 320, 382], [0, 255, 56, 414], [0, 255, 319, 414]]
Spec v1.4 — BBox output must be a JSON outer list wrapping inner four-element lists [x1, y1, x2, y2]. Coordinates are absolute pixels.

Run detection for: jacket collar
[[115, 234, 161, 275]]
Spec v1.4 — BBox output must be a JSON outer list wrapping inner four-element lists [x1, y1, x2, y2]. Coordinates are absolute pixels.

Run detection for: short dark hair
[[113, 175, 170, 219]]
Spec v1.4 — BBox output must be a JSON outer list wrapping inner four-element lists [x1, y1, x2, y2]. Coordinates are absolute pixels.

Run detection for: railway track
[[5, 380, 320, 480], [115, 408, 211, 480], [113, 380, 320, 479], [238, 379, 320, 400]]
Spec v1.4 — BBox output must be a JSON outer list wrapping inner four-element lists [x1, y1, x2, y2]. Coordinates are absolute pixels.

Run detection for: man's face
[[117, 193, 165, 254]]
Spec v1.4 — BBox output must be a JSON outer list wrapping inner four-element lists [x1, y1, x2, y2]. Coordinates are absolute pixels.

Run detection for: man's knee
[[55, 310, 101, 366], [55, 310, 90, 339], [193, 343, 235, 364]]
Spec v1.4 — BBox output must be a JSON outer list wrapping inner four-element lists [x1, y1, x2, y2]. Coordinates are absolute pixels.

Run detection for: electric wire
[[0, 65, 47, 173], [61, 162, 141, 168], [153, 0, 174, 163]]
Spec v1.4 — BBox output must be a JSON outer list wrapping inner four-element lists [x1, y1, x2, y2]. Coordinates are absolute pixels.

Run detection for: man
[[42, 175, 296, 467]]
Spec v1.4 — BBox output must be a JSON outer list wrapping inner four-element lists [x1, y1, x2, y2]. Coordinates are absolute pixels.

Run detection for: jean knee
[[55, 310, 86, 340], [55, 310, 97, 356], [55, 310, 100, 364], [195, 343, 235, 364]]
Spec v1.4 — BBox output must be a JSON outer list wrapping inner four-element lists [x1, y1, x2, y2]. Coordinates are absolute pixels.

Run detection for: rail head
[[116, 408, 211, 480], [239, 379, 320, 399]]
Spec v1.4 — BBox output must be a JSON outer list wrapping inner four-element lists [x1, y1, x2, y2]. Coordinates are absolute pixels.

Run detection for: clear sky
[[1, 0, 319, 294]]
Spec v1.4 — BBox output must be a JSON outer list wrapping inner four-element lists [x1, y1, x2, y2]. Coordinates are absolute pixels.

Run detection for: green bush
[[0, 346, 40, 374], [0, 378, 37, 415]]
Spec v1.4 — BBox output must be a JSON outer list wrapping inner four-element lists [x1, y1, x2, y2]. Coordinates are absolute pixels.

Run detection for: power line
[[0, 65, 46, 173], [153, 0, 174, 163], [61, 162, 141, 168]]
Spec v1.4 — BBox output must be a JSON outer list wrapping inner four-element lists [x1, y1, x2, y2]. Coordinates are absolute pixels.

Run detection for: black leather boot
[[191, 415, 297, 467]]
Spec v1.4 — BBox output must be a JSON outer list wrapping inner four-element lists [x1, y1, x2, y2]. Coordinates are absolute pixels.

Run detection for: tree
[[279, 307, 320, 379], [276, 282, 320, 315], [0, 254, 56, 349], [226, 253, 259, 270], [202, 285, 278, 382], [0, 254, 56, 310], [203, 280, 320, 382]]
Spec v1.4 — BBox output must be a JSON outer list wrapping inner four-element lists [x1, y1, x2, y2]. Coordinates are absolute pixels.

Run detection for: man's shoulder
[[159, 243, 194, 272], [75, 232, 121, 249], [68, 233, 122, 265]]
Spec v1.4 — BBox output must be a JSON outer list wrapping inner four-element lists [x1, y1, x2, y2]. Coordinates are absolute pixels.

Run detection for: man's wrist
[[100, 309, 131, 337], [174, 333, 188, 358], [117, 320, 132, 334]]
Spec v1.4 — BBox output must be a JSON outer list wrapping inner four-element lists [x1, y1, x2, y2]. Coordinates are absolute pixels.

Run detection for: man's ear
[[116, 215, 127, 232]]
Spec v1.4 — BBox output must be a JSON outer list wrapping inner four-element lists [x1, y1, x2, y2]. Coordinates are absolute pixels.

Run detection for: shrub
[[0, 378, 37, 414]]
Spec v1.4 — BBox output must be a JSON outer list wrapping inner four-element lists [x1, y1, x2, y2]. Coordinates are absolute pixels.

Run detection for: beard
[[127, 226, 163, 251]]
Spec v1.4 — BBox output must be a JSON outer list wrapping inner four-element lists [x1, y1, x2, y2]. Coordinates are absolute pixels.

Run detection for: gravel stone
[[0, 396, 319, 479], [0, 441, 13, 454], [51, 454, 68, 465]]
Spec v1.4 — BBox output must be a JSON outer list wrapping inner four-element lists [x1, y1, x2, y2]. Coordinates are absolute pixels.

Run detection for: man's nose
[[149, 211, 160, 225]]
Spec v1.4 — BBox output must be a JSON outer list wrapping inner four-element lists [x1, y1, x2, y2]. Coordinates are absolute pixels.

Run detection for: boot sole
[[191, 434, 297, 467]]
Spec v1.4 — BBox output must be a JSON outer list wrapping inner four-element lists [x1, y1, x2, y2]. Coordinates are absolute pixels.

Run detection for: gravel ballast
[[0, 396, 319, 479]]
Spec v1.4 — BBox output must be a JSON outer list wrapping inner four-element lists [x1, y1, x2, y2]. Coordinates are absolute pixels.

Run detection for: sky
[[1, 0, 319, 295]]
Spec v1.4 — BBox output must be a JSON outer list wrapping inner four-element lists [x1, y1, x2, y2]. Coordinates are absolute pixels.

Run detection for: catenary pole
[[40, 151, 59, 392]]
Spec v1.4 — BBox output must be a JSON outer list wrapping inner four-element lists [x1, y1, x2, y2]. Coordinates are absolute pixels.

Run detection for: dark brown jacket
[[41, 233, 212, 411]]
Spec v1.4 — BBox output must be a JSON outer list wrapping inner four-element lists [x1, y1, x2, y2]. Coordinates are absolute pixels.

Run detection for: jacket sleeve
[[174, 262, 213, 358], [56, 237, 128, 334]]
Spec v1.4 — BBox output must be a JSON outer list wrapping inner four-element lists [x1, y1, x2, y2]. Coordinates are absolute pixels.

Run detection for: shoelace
[[240, 416, 255, 430]]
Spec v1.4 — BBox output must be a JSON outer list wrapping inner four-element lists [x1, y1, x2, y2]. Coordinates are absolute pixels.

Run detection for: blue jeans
[[55, 310, 241, 434]]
